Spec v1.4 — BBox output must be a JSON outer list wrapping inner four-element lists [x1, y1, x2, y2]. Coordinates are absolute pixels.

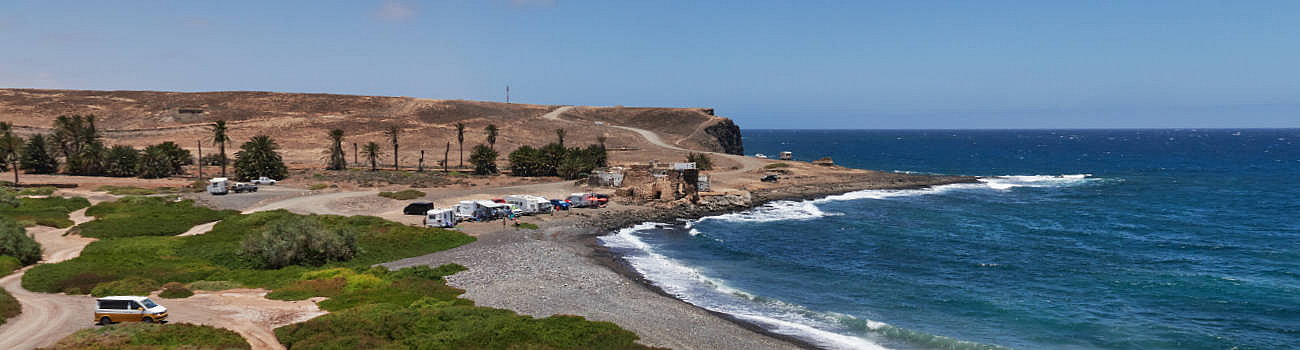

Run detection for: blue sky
[[1, 1, 1297, 129]]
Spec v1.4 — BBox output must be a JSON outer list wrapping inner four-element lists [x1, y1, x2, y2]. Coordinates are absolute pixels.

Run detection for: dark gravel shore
[[383, 173, 976, 350]]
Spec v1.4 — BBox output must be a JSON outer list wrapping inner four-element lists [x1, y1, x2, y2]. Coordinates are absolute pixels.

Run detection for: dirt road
[[0, 207, 98, 350]]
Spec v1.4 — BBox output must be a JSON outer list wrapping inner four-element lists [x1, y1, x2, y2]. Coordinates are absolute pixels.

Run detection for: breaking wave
[[600, 224, 1010, 350], [699, 174, 1099, 224]]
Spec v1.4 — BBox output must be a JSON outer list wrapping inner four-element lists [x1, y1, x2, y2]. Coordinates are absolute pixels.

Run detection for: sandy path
[[155, 289, 325, 350], [0, 208, 98, 350]]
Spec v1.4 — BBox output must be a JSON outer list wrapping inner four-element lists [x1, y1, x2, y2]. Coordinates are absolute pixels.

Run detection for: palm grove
[[325, 124, 608, 180], [1, 115, 287, 183]]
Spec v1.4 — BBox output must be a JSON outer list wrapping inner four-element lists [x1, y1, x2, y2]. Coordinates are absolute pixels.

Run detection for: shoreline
[[567, 173, 979, 349], [382, 171, 978, 349]]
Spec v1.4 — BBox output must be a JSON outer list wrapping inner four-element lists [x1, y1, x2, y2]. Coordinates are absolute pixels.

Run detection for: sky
[[1, 1, 1297, 129]]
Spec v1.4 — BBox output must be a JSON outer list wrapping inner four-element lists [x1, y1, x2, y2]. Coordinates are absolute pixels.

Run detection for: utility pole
[[353, 142, 358, 166], [506, 85, 510, 104], [418, 150, 425, 172], [197, 139, 203, 179]]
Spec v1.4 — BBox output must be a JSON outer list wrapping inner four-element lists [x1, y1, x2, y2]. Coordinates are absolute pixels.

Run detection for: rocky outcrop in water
[[704, 119, 744, 155]]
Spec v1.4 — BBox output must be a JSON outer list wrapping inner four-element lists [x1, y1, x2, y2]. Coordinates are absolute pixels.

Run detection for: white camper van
[[207, 178, 230, 195], [424, 208, 456, 228], [505, 195, 552, 215]]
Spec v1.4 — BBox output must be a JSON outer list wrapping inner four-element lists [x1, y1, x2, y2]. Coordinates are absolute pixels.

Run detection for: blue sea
[[600, 129, 1300, 350]]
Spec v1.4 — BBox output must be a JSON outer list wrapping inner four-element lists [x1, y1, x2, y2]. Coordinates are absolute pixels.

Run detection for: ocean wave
[[699, 174, 1100, 224], [698, 200, 841, 223], [600, 224, 1008, 350]]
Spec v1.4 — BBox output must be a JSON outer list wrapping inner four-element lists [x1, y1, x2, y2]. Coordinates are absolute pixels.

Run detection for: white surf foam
[[598, 225, 893, 350], [698, 200, 840, 223]]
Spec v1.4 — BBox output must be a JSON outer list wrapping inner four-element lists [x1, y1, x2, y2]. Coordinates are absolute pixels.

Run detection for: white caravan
[[206, 178, 230, 195], [505, 195, 552, 215], [424, 208, 457, 228]]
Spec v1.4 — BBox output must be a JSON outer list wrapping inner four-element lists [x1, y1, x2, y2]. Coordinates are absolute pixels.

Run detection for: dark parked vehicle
[[232, 183, 258, 193], [761, 174, 780, 183], [403, 201, 435, 215], [549, 199, 571, 210]]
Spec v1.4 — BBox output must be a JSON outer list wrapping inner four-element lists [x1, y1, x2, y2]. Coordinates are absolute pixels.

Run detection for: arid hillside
[[0, 89, 744, 169]]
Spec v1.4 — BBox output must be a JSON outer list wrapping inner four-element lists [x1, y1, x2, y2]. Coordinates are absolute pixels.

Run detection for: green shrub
[[0, 288, 17, 327], [158, 282, 194, 299], [686, 152, 713, 170], [240, 215, 359, 269], [45, 322, 250, 350], [378, 189, 425, 200], [308, 183, 329, 191], [764, 162, 791, 169], [517, 222, 540, 230], [0, 217, 41, 265], [90, 276, 162, 297], [0, 196, 91, 228], [77, 196, 238, 238]]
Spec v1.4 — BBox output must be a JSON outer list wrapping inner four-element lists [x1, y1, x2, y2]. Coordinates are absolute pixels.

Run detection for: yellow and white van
[[94, 296, 168, 325]]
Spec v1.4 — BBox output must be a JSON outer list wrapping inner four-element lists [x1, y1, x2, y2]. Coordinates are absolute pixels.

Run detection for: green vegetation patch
[[378, 189, 426, 200], [1, 218, 42, 265], [308, 183, 330, 191], [45, 323, 250, 350], [274, 264, 659, 350], [22, 210, 475, 295], [16, 186, 57, 196], [517, 222, 540, 230], [0, 196, 91, 228], [0, 286, 17, 327], [185, 280, 242, 291], [90, 276, 162, 297], [76, 196, 238, 238], [159, 282, 194, 299], [0, 255, 21, 276], [764, 162, 791, 169]]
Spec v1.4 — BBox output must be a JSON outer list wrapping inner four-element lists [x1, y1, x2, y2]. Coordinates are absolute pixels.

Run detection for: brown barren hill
[[0, 89, 745, 169]]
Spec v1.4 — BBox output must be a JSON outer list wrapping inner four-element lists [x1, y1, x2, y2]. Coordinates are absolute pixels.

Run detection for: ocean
[[600, 129, 1300, 350]]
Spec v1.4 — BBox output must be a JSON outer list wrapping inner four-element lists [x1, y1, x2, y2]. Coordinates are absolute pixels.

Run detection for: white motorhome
[[454, 200, 484, 221], [423, 208, 457, 228], [206, 178, 230, 195], [779, 151, 793, 160], [505, 195, 552, 215]]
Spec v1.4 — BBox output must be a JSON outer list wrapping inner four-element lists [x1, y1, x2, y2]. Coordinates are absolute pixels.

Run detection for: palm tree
[[555, 128, 566, 148], [210, 120, 231, 177], [233, 135, 287, 180], [327, 129, 346, 170], [455, 122, 465, 169], [384, 126, 400, 170], [485, 124, 498, 151], [362, 142, 382, 171], [0, 122, 23, 184]]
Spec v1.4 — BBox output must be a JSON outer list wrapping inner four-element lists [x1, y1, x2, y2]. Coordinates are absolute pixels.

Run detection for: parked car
[[404, 201, 435, 215], [593, 194, 610, 206], [232, 182, 258, 193], [549, 199, 570, 210], [95, 296, 168, 325], [761, 174, 780, 183], [250, 176, 277, 185], [491, 198, 506, 204]]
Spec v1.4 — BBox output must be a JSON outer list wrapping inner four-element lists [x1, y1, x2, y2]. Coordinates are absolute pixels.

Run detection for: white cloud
[[374, 0, 417, 21], [510, 0, 556, 8]]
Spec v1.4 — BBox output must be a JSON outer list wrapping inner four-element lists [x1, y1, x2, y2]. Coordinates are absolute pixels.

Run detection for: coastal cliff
[[704, 119, 745, 155]]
